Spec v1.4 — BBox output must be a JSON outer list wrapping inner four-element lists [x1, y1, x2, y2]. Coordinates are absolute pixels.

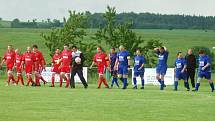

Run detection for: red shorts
[[51, 67, 60, 73], [61, 66, 71, 73], [98, 66, 105, 75], [7, 65, 13, 71], [25, 66, 33, 74], [16, 67, 22, 73]]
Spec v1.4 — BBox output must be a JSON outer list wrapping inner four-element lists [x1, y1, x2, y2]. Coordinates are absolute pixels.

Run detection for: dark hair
[[72, 45, 77, 49], [56, 48, 60, 50], [177, 51, 182, 56], [111, 47, 115, 50], [32, 45, 38, 49], [199, 50, 205, 54], [64, 44, 69, 47], [160, 46, 165, 50]]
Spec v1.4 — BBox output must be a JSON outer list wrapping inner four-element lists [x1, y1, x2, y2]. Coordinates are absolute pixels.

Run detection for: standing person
[[60, 44, 72, 88], [133, 49, 146, 89], [50, 48, 63, 87], [194, 50, 214, 92], [174, 52, 190, 91], [22, 46, 36, 86], [109, 47, 119, 88], [185, 48, 196, 89], [154, 46, 169, 90], [70, 45, 88, 89], [15, 49, 24, 86], [90, 46, 109, 89], [114, 45, 131, 89], [0, 45, 16, 86], [32, 45, 47, 86]]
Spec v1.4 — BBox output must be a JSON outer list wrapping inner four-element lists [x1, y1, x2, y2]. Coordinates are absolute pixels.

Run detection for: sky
[[0, 0, 214, 21]]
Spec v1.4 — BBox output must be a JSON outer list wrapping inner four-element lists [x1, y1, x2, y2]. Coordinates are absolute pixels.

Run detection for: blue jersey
[[117, 51, 130, 67], [157, 51, 168, 66], [109, 53, 117, 70], [175, 58, 187, 73], [198, 55, 211, 72], [134, 55, 145, 72]]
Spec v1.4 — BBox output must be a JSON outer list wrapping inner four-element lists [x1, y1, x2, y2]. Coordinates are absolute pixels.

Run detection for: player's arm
[[114, 58, 119, 71], [202, 58, 211, 70], [90, 55, 96, 69]]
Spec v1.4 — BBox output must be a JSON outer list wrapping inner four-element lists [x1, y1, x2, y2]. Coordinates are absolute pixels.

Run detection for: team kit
[[0, 44, 214, 92]]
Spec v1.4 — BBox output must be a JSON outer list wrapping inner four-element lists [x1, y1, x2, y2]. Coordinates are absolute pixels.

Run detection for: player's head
[[64, 44, 69, 50], [110, 47, 116, 54], [27, 46, 32, 52], [159, 46, 165, 53], [188, 48, 193, 55], [72, 45, 78, 52], [97, 46, 103, 53], [15, 49, 20, 54], [55, 48, 60, 54], [32, 45, 38, 52], [136, 49, 142, 56], [177, 52, 183, 58], [119, 45, 125, 52], [7, 45, 13, 51], [198, 50, 205, 57]]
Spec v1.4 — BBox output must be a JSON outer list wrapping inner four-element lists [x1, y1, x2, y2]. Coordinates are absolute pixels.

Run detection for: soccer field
[[0, 81, 215, 121]]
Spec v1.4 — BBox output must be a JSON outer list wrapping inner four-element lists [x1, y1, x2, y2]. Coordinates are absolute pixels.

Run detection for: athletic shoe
[[140, 87, 144, 89], [133, 86, 137, 89]]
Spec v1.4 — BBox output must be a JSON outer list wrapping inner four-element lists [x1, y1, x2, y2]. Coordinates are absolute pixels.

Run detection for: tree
[[93, 6, 162, 67], [41, 10, 96, 66], [11, 18, 21, 28]]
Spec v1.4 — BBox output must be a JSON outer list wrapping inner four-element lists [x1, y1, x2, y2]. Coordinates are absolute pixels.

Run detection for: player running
[[32, 45, 47, 86], [60, 44, 72, 88], [109, 47, 119, 88], [174, 52, 190, 91], [0, 45, 16, 86], [114, 45, 131, 89], [14, 49, 24, 86], [133, 49, 146, 89], [22, 46, 36, 86], [50, 48, 63, 87], [90, 46, 109, 89], [154, 46, 169, 90], [193, 50, 214, 92]]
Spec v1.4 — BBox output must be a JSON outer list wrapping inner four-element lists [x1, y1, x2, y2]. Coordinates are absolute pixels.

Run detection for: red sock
[[98, 77, 102, 88], [35, 75, 40, 86], [66, 78, 70, 88], [16, 76, 20, 84], [59, 77, 63, 87], [103, 78, 109, 87], [11, 76, 16, 83], [40, 76, 47, 83], [51, 76, 55, 86], [20, 76, 24, 85]]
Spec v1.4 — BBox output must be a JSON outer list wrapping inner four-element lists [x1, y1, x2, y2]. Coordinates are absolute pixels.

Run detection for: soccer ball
[[75, 57, 81, 64]]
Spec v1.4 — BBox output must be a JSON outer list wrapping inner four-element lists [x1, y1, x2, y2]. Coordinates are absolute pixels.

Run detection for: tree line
[[1, 12, 215, 29]]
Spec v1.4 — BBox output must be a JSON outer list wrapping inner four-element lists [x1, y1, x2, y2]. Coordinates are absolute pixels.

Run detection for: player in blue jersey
[[109, 47, 119, 88], [193, 50, 214, 92], [174, 52, 190, 91], [133, 49, 146, 89], [154, 46, 169, 90], [114, 45, 131, 89]]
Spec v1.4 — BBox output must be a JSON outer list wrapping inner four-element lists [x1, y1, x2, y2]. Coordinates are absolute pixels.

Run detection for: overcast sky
[[0, 0, 214, 21]]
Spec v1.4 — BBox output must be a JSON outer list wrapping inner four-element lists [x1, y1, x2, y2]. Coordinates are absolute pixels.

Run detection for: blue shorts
[[110, 70, 118, 76], [176, 72, 187, 80], [156, 65, 167, 75], [134, 71, 144, 77], [198, 71, 211, 80], [118, 66, 128, 75]]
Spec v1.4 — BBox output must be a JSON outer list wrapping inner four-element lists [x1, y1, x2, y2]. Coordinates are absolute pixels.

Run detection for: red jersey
[[34, 51, 45, 71], [3, 51, 16, 69], [15, 53, 23, 72], [52, 53, 62, 72], [93, 52, 108, 68], [61, 50, 72, 67], [23, 52, 35, 73]]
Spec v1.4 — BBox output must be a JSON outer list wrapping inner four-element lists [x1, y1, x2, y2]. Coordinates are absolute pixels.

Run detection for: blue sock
[[185, 82, 190, 89], [210, 82, 214, 91], [158, 79, 162, 84], [133, 78, 137, 87], [111, 78, 115, 86], [160, 80, 164, 90], [120, 78, 123, 83], [195, 83, 200, 91], [114, 78, 119, 87], [141, 79, 144, 87], [174, 81, 178, 90], [123, 78, 127, 89]]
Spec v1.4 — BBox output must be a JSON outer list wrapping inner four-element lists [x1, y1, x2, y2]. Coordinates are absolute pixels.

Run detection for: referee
[[185, 48, 197, 89], [70, 45, 88, 89]]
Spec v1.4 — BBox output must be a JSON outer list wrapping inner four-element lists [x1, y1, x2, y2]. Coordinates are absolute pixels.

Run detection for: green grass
[[0, 80, 215, 121]]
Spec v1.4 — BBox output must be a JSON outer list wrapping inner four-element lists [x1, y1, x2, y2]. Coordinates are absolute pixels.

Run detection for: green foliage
[[192, 46, 215, 70], [41, 10, 96, 66], [93, 6, 162, 67]]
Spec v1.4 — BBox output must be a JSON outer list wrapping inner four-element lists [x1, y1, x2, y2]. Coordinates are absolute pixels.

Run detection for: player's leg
[[77, 69, 88, 88], [65, 73, 70, 88], [111, 71, 119, 88], [183, 74, 190, 91], [51, 72, 56, 87], [70, 70, 76, 88], [174, 77, 179, 91], [194, 72, 203, 91], [133, 72, 138, 89], [190, 69, 196, 88], [206, 73, 214, 92], [26, 73, 34, 86], [35, 72, 41, 86], [140, 72, 145, 89]]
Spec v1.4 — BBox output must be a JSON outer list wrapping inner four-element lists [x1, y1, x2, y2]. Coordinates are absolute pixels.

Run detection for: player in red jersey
[[32, 45, 47, 86], [50, 48, 63, 87], [22, 46, 36, 86], [0, 45, 16, 86], [60, 44, 72, 88], [14, 49, 24, 86], [90, 46, 109, 88]]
